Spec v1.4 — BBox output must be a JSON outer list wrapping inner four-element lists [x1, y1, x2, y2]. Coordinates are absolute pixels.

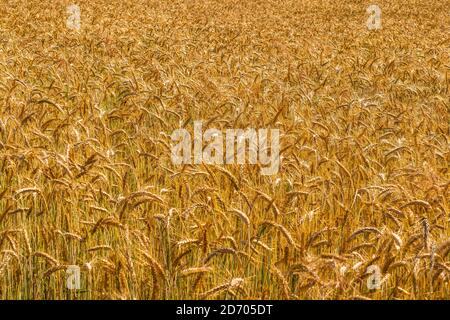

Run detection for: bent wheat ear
[[229, 208, 250, 225], [180, 266, 213, 277], [33, 252, 59, 266]]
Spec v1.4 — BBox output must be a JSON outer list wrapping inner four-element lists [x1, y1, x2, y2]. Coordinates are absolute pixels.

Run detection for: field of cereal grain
[[0, 0, 449, 299]]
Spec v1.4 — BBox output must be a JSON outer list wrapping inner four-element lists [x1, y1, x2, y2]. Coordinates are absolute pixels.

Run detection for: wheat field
[[0, 0, 449, 300]]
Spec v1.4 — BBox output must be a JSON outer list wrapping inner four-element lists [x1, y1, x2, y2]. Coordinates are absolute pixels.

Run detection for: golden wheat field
[[0, 0, 449, 300]]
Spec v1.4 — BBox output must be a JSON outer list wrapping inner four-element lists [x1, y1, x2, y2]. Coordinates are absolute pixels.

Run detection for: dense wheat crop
[[0, 0, 449, 299]]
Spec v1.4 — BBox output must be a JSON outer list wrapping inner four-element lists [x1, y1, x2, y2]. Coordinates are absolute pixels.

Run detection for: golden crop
[[0, 0, 448, 299]]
